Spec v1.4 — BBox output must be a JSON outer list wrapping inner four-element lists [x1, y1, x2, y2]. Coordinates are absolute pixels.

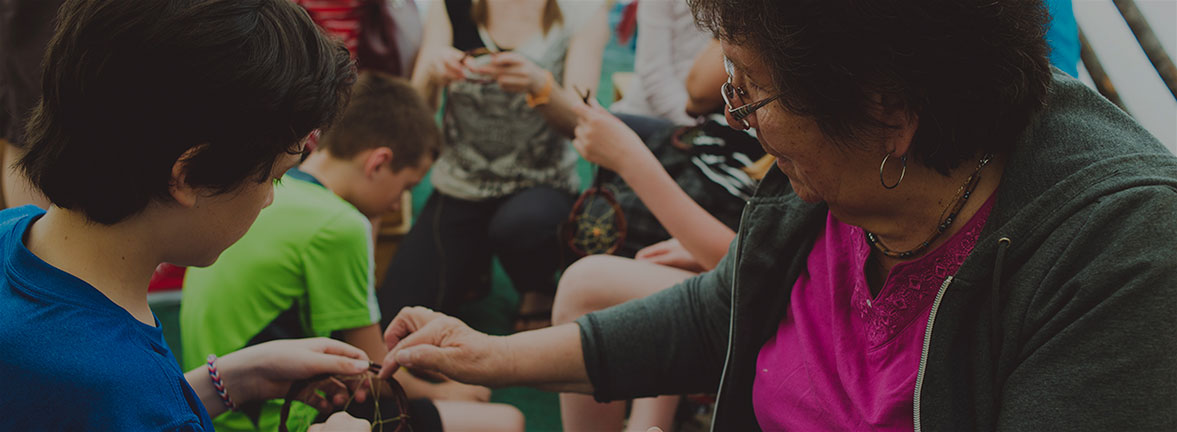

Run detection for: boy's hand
[[217, 338, 371, 405], [380, 307, 506, 388]]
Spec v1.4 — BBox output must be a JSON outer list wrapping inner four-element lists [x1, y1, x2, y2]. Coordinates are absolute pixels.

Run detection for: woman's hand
[[572, 102, 656, 177], [636, 238, 707, 273], [469, 52, 549, 94], [307, 412, 370, 432], [378, 307, 507, 388], [420, 46, 466, 87], [215, 338, 371, 406]]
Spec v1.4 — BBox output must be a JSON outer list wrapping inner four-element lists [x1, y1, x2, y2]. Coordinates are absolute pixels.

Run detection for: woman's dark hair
[[318, 72, 441, 171], [20, 0, 355, 224], [690, 0, 1054, 174]]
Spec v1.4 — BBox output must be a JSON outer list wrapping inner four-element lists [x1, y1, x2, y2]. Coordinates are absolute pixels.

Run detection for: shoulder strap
[[445, 0, 485, 51]]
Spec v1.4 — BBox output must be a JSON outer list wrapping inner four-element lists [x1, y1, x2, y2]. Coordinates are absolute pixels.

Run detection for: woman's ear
[[889, 110, 919, 157], [873, 94, 919, 157], [363, 147, 395, 178], [169, 145, 205, 208]]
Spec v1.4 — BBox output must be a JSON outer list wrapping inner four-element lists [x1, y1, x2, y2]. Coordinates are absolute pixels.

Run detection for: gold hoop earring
[[880, 152, 906, 189]]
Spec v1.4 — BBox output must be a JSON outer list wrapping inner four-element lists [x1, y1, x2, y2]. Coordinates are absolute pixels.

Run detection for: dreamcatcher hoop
[[278, 363, 412, 432], [562, 87, 628, 258], [562, 164, 628, 258]]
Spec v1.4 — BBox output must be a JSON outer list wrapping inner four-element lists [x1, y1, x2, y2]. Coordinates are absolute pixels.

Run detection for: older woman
[[378, 0, 1177, 430]]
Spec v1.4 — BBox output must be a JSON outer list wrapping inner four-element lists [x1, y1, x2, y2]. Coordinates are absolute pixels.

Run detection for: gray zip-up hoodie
[[577, 72, 1177, 431]]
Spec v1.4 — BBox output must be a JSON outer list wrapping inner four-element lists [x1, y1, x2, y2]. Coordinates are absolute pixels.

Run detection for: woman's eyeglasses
[[721, 56, 780, 129]]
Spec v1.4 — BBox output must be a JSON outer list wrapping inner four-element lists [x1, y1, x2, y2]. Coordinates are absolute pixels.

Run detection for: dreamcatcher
[[278, 363, 412, 432], [562, 88, 627, 258]]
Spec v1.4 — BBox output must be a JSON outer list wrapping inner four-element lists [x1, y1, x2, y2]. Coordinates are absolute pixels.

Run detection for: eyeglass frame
[[721, 56, 781, 129]]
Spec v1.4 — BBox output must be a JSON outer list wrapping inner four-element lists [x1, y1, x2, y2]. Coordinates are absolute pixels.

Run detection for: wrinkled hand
[[468, 52, 548, 94], [571, 101, 653, 176], [215, 338, 371, 408], [307, 412, 370, 432], [429, 379, 493, 402], [635, 238, 706, 273], [422, 46, 466, 86], [379, 307, 505, 388]]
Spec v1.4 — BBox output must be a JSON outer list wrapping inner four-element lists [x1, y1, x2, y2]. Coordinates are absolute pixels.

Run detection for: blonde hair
[[472, 0, 563, 36]]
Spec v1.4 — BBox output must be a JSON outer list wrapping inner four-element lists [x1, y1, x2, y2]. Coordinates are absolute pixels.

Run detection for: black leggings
[[379, 187, 574, 326]]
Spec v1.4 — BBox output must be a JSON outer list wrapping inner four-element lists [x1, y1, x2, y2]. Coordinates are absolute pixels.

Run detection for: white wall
[[1074, 0, 1177, 153]]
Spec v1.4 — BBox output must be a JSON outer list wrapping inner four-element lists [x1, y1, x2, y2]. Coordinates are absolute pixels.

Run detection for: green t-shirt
[[180, 172, 379, 432]]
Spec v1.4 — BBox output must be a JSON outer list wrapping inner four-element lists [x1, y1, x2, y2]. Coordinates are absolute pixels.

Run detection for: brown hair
[[472, 0, 563, 37], [317, 71, 440, 171]]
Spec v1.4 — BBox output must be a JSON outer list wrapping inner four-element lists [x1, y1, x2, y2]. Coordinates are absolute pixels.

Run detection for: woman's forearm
[[493, 323, 593, 393]]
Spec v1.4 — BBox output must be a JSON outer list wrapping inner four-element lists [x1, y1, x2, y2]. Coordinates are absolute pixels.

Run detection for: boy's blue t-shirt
[[0, 206, 214, 431]]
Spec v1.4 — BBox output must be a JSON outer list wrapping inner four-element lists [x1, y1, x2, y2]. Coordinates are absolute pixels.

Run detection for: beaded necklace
[[865, 154, 993, 260]]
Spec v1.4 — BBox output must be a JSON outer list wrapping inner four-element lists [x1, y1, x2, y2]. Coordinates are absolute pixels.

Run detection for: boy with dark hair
[[181, 72, 524, 432], [0, 0, 375, 430]]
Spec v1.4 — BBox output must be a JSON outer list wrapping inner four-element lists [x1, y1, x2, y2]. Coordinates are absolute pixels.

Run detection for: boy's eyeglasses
[[721, 56, 780, 129]]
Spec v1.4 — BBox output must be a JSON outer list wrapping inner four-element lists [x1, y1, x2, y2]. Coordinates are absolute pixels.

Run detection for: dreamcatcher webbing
[[563, 162, 627, 257], [278, 363, 412, 432]]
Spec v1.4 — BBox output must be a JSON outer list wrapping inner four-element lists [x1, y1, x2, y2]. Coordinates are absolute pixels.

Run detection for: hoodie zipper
[[913, 275, 954, 432], [709, 204, 749, 432]]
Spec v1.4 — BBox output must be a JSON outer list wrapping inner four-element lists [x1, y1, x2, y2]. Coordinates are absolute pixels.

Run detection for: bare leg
[[553, 255, 696, 432], [434, 400, 525, 432], [2, 140, 48, 209], [625, 396, 680, 432]]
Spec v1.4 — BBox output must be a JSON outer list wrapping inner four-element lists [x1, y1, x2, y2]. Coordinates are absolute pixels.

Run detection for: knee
[[552, 255, 615, 325], [493, 404, 526, 432], [488, 214, 553, 250]]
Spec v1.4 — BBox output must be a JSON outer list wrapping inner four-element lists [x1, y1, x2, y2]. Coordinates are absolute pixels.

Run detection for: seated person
[[379, 0, 610, 331], [0, 0, 380, 430], [181, 72, 524, 432], [608, 0, 711, 139], [374, 0, 1177, 431], [554, 10, 1088, 426], [554, 36, 734, 432]]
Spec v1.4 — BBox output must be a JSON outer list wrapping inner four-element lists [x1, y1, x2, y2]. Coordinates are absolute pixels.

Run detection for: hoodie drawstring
[[991, 237, 1011, 421]]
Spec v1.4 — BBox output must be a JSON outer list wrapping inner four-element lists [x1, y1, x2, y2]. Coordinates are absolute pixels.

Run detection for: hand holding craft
[[571, 100, 652, 177], [468, 51, 550, 94], [380, 307, 508, 388]]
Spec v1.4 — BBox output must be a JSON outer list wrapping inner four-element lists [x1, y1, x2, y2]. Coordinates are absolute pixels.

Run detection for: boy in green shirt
[[182, 72, 524, 432]]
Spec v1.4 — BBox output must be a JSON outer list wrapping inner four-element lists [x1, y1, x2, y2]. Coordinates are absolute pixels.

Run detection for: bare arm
[[410, 1, 463, 111], [380, 308, 592, 394], [684, 39, 726, 117], [475, 3, 609, 138], [572, 103, 735, 269], [336, 323, 387, 364], [618, 155, 736, 269], [186, 338, 370, 418], [537, 2, 610, 137]]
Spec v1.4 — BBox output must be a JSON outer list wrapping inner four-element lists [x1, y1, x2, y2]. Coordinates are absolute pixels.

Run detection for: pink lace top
[[753, 194, 995, 430]]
